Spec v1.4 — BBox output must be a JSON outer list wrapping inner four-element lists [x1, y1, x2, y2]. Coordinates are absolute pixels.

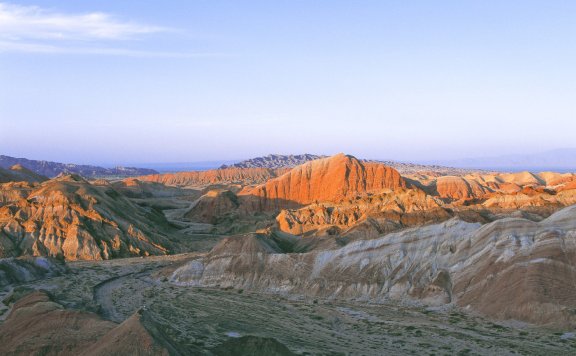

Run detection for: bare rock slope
[[171, 204, 576, 327], [0, 175, 174, 260], [138, 167, 286, 189], [239, 154, 406, 210]]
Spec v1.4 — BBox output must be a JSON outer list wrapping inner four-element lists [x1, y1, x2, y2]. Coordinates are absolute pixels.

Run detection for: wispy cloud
[[0, 2, 166, 41], [0, 3, 212, 57], [0, 41, 221, 58]]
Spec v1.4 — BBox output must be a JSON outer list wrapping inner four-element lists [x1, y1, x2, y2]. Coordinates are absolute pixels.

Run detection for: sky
[[1, 1, 575, 165]]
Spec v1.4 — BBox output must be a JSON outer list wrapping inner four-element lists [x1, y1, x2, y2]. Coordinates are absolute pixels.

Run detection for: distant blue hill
[[428, 148, 576, 172], [0, 155, 158, 178]]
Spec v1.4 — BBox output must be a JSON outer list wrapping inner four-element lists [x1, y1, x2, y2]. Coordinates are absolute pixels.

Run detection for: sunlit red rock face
[[266, 162, 576, 237], [409, 171, 576, 202], [238, 154, 406, 211], [433, 175, 491, 201], [0, 175, 173, 260], [136, 167, 287, 188], [161, 154, 576, 238], [276, 188, 450, 236]]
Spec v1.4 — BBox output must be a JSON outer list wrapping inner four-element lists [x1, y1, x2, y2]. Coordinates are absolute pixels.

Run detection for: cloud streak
[[0, 3, 166, 41], [0, 3, 212, 57], [0, 40, 222, 58]]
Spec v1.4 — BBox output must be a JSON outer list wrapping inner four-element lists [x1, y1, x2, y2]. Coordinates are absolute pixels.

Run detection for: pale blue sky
[[1, 1, 575, 165]]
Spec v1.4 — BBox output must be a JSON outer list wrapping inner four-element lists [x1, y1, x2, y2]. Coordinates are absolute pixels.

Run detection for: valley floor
[[2, 255, 575, 355]]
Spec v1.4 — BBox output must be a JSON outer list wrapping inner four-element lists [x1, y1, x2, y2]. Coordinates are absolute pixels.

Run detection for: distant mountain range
[[0, 155, 158, 178], [433, 148, 576, 172], [220, 154, 326, 169], [221, 153, 483, 174]]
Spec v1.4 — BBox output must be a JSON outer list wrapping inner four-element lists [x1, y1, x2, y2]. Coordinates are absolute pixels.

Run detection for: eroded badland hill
[[2, 153, 576, 355]]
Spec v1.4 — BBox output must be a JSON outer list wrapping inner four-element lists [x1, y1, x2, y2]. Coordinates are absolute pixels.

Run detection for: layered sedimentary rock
[[168, 154, 576, 238], [184, 189, 240, 224], [411, 171, 576, 201], [434, 175, 491, 201], [137, 167, 286, 188], [171, 204, 576, 327], [276, 188, 449, 236], [0, 175, 173, 260], [238, 154, 406, 211], [221, 153, 484, 176]]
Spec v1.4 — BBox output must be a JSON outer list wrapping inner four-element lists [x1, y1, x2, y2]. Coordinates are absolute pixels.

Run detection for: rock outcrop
[[0, 175, 174, 260], [171, 204, 576, 327], [221, 153, 484, 175], [184, 189, 240, 224], [434, 175, 491, 201], [238, 154, 406, 211], [275, 188, 449, 236], [137, 167, 286, 189], [171, 154, 576, 238]]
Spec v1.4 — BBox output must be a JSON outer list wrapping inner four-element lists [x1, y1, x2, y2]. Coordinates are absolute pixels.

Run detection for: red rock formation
[[275, 188, 449, 236], [136, 167, 287, 188], [434, 176, 491, 201], [238, 154, 406, 211], [184, 189, 239, 224], [0, 175, 173, 260]]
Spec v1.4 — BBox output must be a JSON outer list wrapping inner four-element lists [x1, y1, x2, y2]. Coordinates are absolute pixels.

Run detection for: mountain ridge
[[0, 155, 158, 178], [221, 153, 487, 175]]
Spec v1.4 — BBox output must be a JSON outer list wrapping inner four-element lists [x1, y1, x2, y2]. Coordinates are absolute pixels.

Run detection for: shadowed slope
[[212, 335, 295, 356], [0, 291, 178, 356], [0, 164, 47, 184]]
